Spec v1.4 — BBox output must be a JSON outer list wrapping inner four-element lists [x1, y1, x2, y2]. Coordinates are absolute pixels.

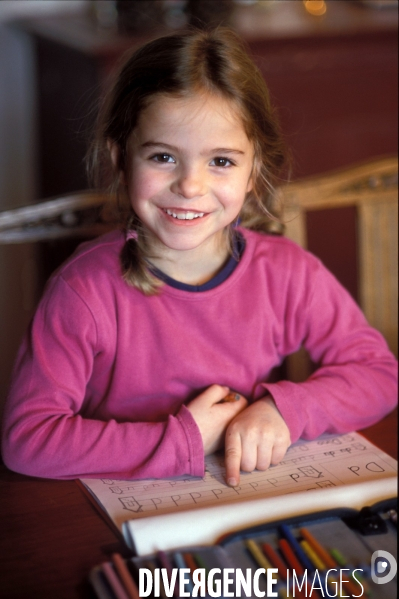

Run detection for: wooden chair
[[279, 156, 398, 379], [0, 191, 115, 244]]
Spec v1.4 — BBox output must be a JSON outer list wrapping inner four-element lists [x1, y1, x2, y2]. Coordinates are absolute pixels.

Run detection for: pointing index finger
[[224, 430, 242, 487]]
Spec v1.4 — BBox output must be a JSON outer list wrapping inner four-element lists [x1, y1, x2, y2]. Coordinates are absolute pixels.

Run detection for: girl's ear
[[107, 139, 119, 168], [246, 160, 255, 194], [107, 140, 127, 185], [247, 153, 261, 195]]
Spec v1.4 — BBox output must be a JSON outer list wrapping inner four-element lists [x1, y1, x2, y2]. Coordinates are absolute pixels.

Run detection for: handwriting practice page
[[80, 432, 397, 535]]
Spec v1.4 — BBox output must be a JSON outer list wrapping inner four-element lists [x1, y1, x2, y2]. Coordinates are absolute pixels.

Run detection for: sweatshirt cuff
[[256, 381, 306, 443], [176, 404, 205, 477]]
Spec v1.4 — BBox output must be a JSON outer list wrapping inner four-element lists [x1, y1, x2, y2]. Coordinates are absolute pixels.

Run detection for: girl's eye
[[151, 153, 175, 164], [211, 157, 234, 168]]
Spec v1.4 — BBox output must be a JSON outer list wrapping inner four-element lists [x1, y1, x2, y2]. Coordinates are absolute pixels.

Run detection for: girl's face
[[123, 93, 254, 260]]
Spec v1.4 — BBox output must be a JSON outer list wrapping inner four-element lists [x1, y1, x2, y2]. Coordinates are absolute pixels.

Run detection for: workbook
[[79, 432, 397, 557]]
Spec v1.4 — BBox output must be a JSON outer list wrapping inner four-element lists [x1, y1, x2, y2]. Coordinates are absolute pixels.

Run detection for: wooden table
[[0, 407, 397, 599]]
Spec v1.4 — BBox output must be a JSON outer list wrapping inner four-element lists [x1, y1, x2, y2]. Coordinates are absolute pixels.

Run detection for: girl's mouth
[[162, 208, 206, 221]]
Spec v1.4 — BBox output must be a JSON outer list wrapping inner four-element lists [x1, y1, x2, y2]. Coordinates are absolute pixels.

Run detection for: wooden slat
[[281, 156, 398, 380], [0, 192, 110, 230], [281, 156, 398, 212], [359, 200, 398, 356]]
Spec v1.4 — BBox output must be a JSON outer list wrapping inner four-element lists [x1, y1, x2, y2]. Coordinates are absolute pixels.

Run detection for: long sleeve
[[2, 229, 397, 480], [258, 255, 397, 442], [1, 275, 204, 480]]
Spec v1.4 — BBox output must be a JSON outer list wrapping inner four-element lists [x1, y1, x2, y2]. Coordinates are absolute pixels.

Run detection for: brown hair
[[88, 27, 288, 294]]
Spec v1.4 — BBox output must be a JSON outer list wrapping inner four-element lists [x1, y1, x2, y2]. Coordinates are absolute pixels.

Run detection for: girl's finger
[[191, 384, 230, 407], [224, 430, 242, 487], [270, 439, 289, 466], [254, 440, 273, 472], [238, 435, 259, 473]]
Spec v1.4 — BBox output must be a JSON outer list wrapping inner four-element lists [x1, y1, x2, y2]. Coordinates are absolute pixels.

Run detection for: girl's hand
[[224, 395, 291, 487], [187, 385, 247, 455]]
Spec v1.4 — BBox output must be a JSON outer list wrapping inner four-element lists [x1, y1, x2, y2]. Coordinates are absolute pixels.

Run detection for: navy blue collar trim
[[149, 232, 246, 292]]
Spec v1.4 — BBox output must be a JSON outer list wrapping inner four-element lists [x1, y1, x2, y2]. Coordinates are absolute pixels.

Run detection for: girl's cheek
[[129, 178, 160, 202]]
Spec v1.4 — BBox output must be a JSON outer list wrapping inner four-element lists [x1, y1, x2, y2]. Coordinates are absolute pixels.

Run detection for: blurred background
[[0, 0, 397, 414]]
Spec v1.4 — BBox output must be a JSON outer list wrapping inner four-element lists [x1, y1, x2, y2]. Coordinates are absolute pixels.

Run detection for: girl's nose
[[171, 166, 206, 199]]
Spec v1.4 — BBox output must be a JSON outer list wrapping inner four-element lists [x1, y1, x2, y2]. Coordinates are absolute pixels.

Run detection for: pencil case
[[89, 497, 397, 599]]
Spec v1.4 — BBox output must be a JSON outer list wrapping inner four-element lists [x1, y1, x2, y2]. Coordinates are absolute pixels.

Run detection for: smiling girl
[[120, 93, 254, 285], [2, 29, 397, 484]]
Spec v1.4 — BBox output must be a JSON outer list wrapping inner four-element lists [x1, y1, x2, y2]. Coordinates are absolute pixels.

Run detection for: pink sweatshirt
[[1, 229, 397, 480]]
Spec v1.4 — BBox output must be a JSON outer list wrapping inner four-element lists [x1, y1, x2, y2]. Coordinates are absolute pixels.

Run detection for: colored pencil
[[262, 543, 288, 579], [245, 539, 273, 570], [279, 525, 314, 571], [278, 539, 304, 574], [278, 539, 321, 599], [182, 552, 198, 576], [111, 554, 140, 599], [193, 552, 208, 571], [300, 541, 351, 598], [330, 548, 371, 596], [173, 552, 194, 594], [300, 540, 326, 571], [194, 552, 219, 593], [157, 551, 174, 575], [301, 541, 336, 597], [144, 560, 167, 599], [300, 527, 363, 597], [101, 562, 130, 599], [221, 392, 241, 402], [263, 542, 307, 599], [157, 551, 178, 598], [300, 528, 336, 568]]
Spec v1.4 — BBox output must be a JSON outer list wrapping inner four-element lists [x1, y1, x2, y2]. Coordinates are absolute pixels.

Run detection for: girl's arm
[[1, 276, 203, 481], [223, 250, 397, 484], [1, 273, 246, 481], [205, 251, 393, 483], [259, 259, 397, 443]]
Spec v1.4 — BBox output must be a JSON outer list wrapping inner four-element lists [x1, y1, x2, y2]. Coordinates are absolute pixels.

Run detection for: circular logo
[[371, 550, 397, 585]]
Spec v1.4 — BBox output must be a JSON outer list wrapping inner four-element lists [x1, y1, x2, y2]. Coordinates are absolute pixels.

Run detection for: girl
[[1, 29, 397, 486]]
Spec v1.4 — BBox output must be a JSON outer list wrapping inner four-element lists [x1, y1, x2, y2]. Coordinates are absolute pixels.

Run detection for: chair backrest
[[0, 191, 115, 244], [278, 156, 398, 380]]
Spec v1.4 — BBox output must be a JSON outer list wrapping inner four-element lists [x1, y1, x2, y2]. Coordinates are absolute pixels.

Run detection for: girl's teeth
[[165, 209, 204, 220]]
